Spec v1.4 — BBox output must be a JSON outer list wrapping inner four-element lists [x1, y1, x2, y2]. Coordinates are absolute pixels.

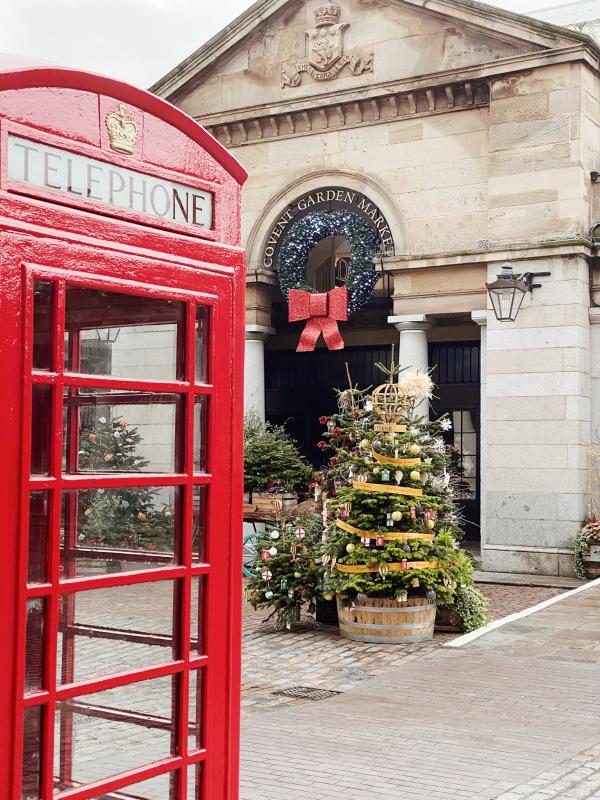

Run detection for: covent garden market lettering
[[262, 188, 395, 268]]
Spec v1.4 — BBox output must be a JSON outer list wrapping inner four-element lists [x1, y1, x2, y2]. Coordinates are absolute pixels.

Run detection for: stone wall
[[482, 252, 591, 575]]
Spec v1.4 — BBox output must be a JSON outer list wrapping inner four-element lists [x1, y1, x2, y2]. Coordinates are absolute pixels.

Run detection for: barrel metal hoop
[[350, 603, 436, 613], [338, 630, 433, 643], [340, 619, 435, 631]]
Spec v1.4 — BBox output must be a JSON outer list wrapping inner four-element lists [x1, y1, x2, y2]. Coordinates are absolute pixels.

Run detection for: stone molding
[[471, 309, 488, 327], [206, 78, 488, 148], [388, 314, 431, 332], [589, 308, 600, 325], [245, 324, 275, 340]]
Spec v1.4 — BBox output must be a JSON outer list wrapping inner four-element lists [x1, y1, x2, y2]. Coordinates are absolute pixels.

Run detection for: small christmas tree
[[321, 359, 474, 634], [246, 515, 324, 630], [77, 414, 174, 554], [244, 411, 313, 496]]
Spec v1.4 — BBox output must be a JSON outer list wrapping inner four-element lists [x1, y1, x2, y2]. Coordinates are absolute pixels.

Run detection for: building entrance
[[265, 341, 480, 540]]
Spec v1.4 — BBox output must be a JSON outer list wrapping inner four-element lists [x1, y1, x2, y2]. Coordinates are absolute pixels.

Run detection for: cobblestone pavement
[[495, 743, 600, 800], [240, 583, 600, 800], [240, 582, 564, 717]]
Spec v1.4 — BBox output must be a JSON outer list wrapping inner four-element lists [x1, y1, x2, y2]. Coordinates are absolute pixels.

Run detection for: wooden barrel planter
[[337, 595, 436, 643]]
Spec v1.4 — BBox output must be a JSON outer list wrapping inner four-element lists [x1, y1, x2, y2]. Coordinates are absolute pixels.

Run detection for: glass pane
[[31, 384, 52, 476], [195, 306, 209, 384], [193, 397, 207, 473], [188, 763, 203, 800], [53, 676, 176, 793], [61, 487, 180, 578], [33, 281, 53, 371], [25, 598, 45, 693], [192, 487, 207, 563], [28, 492, 49, 584], [21, 705, 42, 800], [64, 286, 185, 381], [89, 772, 178, 799], [57, 581, 178, 685], [190, 577, 205, 655], [188, 669, 203, 752], [64, 389, 182, 473]]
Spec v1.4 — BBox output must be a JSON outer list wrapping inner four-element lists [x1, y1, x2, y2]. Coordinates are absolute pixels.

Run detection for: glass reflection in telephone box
[[23, 277, 218, 800]]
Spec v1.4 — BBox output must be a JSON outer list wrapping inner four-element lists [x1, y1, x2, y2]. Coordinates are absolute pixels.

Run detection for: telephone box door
[[9, 233, 241, 800]]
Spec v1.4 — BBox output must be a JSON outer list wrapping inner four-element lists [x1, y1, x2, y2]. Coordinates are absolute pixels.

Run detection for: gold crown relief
[[314, 3, 341, 26], [105, 104, 138, 155]]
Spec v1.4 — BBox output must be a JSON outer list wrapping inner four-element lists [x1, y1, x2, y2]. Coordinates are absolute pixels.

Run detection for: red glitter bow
[[288, 287, 348, 352]]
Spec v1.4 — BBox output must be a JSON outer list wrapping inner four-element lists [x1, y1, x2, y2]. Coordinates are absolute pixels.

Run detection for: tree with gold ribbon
[[321, 364, 475, 619]]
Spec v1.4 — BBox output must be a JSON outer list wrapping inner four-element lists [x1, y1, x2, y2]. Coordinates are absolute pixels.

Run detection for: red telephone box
[[0, 59, 247, 800]]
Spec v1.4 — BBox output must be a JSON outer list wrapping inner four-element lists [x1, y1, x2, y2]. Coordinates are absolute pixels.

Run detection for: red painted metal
[[0, 62, 246, 800]]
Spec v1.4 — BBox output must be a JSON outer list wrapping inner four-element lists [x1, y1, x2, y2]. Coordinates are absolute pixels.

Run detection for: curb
[[445, 575, 600, 648]]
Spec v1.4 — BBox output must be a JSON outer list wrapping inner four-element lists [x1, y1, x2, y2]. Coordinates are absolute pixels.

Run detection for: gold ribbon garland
[[336, 519, 433, 542], [352, 480, 423, 497], [371, 451, 421, 467], [335, 560, 440, 574]]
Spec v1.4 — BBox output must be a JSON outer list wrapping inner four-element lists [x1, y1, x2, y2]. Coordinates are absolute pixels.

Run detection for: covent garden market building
[[153, 0, 600, 576]]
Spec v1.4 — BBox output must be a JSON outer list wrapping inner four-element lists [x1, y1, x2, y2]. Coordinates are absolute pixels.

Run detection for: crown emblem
[[314, 3, 341, 26], [105, 104, 138, 155]]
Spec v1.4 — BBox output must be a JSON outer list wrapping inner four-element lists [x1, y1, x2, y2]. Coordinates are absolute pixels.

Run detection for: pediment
[[152, 0, 586, 117]]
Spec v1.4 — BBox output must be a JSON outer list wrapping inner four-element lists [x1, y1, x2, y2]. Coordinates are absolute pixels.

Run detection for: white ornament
[[440, 418, 452, 431], [395, 470, 403, 485], [265, 590, 274, 599], [268, 546, 277, 556], [364, 400, 373, 411], [270, 530, 280, 540]]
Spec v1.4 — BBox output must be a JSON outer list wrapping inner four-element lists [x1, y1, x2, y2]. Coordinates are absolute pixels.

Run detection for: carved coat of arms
[[282, 3, 372, 87]]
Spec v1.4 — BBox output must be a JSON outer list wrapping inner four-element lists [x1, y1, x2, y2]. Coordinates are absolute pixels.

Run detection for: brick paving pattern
[[240, 582, 563, 717], [240, 584, 600, 800], [495, 744, 600, 799]]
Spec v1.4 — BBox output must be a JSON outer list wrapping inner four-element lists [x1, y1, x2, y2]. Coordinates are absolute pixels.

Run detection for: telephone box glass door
[[22, 264, 231, 800]]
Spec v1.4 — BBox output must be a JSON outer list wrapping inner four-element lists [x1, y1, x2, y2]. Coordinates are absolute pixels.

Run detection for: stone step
[[473, 569, 585, 590]]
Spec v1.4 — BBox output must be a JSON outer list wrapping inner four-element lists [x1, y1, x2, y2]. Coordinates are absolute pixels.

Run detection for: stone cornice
[[199, 44, 598, 149], [206, 78, 488, 148]]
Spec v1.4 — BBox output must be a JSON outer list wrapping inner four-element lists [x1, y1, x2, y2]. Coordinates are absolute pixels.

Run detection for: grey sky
[[0, 0, 573, 89]]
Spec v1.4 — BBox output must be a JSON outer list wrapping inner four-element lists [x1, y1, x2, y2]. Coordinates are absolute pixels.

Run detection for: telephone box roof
[[0, 54, 248, 186]]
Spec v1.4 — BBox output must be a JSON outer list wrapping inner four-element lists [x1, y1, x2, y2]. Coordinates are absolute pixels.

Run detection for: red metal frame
[[0, 62, 246, 800]]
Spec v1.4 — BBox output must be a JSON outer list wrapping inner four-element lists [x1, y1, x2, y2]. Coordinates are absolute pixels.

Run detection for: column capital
[[245, 324, 275, 341], [387, 314, 430, 333], [471, 310, 488, 328]]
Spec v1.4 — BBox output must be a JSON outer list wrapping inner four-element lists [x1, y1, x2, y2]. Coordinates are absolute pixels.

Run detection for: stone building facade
[[152, 0, 600, 576]]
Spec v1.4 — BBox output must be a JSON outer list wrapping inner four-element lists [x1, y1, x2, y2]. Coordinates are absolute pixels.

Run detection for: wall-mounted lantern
[[485, 262, 550, 322]]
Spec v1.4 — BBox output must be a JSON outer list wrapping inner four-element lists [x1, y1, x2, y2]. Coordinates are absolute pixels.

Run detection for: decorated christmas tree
[[320, 359, 475, 641], [245, 515, 324, 630], [76, 414, 174, 553]]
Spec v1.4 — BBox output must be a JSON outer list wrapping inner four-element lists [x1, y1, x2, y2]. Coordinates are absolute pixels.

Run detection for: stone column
[[388, 314, 431, 419], [244, 325, 275, 419], [471, 310, 487, 560]]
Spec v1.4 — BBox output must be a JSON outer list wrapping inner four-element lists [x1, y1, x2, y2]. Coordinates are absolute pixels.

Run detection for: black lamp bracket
[[518, 271, 551, 291]]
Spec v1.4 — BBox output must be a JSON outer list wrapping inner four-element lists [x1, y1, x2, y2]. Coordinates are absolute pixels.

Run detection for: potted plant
[[436, 585, 490, 633], [243, 411, 313, 515]]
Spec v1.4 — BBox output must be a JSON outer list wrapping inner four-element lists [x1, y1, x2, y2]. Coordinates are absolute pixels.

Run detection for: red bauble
[[317, 440, 326, 449], [332, 427, 341, 435], [329, 457, 338, 465], [319, 416, 329, 424]]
